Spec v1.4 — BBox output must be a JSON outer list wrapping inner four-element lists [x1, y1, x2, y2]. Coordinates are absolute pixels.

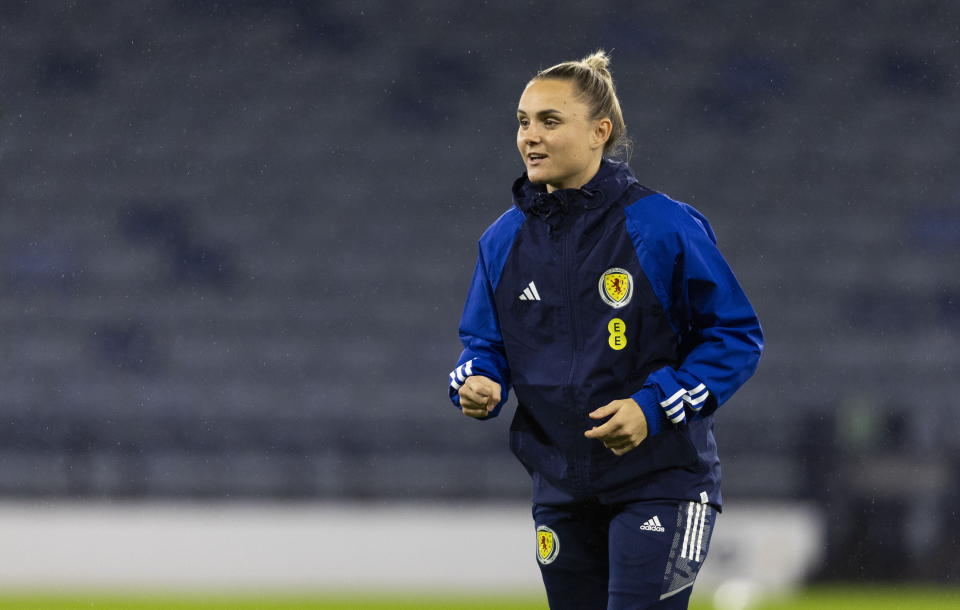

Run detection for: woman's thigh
[[532, 501, 611, 610], [608, 500, 717, 610]]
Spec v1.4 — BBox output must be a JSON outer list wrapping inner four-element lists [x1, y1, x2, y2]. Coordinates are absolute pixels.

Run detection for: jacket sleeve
[[630, 204, 763, 437], [448, 246, 511, 419]]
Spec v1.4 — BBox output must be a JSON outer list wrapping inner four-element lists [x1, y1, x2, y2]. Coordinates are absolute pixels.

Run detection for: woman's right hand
[[458, 375, 501, 418]]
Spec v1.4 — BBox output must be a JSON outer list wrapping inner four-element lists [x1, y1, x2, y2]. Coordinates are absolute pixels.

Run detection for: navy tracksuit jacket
[[448, 159, 763, 508]]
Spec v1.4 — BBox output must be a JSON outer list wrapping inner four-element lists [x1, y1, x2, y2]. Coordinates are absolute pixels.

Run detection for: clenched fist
[[458, 375, 501, 418]]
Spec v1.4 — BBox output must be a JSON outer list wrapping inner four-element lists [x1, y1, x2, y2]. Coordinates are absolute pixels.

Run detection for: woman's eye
[[544, 119, 558, 127], [518, 118, 529, 127]]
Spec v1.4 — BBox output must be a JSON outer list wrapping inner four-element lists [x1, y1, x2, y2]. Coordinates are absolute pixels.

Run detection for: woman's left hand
[[583, 398, 648, 456]]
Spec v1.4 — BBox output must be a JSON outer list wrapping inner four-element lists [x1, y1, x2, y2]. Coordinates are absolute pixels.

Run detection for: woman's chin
[[526, 167, 551, 184]]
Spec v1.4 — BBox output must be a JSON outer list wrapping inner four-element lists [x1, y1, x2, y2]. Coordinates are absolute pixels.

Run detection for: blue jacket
[[448, 159, 763, 507]]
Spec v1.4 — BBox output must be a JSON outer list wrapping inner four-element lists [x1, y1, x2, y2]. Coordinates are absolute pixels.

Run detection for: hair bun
[[580, 50, 612, 78]]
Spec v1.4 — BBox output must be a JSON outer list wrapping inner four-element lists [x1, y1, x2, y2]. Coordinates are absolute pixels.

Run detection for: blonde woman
[[448, 50, 763, 609]]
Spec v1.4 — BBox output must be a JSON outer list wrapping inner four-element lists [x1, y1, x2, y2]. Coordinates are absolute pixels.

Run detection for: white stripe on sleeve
[[660, 388, 687, 407], [664, 402, 685, 417], [464, 359, 473, 377], [449, 371, 462, 390], [688, 391, 710, 409]]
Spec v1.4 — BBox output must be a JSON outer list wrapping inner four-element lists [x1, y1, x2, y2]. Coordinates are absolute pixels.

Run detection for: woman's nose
[[522, 127, 542, 144]]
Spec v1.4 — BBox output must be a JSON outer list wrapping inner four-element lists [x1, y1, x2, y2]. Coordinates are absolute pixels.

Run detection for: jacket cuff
[[447, 357, 509, 417], [631, 387, 669, 438]]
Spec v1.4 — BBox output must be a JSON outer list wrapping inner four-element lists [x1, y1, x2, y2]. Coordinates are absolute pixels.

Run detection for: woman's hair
[[533, 49, 632, 159]]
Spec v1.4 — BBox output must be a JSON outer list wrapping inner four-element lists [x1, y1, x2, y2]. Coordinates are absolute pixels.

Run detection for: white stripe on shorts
[[660, 581, 695, 601], [695, 504, 707, 562], [680, 502, 694, 560], [683, 503, 702, 561]]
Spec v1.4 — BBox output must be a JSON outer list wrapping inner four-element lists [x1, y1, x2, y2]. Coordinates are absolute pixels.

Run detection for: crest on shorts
[[599, 267, 633, 309], [536, 525, 559, 565]]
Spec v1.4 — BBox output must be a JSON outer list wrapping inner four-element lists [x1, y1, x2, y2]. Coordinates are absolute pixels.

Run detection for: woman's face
[[516, 78, 609, 192]]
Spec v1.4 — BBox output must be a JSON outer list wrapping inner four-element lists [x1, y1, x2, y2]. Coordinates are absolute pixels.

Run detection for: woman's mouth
[[527, 153, 548, 166]]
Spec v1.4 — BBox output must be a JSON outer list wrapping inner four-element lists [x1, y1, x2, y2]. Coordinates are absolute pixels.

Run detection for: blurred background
[[0, 0, 958, 606]]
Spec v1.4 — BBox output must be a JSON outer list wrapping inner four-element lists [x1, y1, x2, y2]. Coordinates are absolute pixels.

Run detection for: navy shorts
[[533, 499, 716, 610]]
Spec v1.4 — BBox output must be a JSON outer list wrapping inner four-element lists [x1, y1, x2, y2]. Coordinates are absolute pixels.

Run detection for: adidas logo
[[518, 281, 541, 301], [640, 516, 665, 532]]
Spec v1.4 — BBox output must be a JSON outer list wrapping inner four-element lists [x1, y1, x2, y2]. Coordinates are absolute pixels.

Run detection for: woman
[[447, 50, 763, 609]]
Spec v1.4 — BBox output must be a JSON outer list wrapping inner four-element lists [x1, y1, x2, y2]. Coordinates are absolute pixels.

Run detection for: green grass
[[0, 587, 956, 609], [742, 586, 960, 610]]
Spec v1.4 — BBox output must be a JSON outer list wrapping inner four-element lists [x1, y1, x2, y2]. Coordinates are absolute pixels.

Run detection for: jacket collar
[[512, 158, 638, 221]]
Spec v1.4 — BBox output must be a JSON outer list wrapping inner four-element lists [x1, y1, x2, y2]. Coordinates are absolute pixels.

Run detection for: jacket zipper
[[564, 226, 579, 385], [562, 214, 589, 490]]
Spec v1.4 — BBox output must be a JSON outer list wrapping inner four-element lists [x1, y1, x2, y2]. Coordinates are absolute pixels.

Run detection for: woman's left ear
[[593, 118, 612, 149]]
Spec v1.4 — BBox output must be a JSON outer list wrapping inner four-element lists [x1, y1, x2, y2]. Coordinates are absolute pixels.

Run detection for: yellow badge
[[599, 267, 633, 309], [536, 525, 559, 565], [608, 318, 627, 350]]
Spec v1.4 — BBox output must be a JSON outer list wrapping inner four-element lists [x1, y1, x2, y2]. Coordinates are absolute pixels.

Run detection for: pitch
[[0, 587, 957, 609]]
